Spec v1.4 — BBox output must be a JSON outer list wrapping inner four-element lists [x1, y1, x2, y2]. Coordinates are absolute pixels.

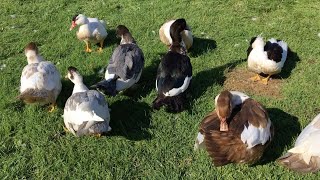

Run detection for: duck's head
[[24, 42, 40, 63], [24, 42, 38, 57], [69, 14, 87, 31], [170, 18, 188, 43], [250, 35, 264, 48], [215, 90, 233, 131], [66, 66, 83, 84], [169, 18, 188, 54], [116, 25, 135, 44]]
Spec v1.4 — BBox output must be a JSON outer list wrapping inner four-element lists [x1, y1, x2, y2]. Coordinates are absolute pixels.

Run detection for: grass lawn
[[1, 0, 320, 179]]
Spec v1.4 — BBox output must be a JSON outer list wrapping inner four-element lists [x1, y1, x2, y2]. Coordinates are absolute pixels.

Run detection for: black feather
[[264, 41, 283, 62]]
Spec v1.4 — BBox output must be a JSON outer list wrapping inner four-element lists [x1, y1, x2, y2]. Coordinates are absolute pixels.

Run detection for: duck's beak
[[69, 21, 76, 31], [64, 74, 69, 79], [219, 117, 228, 131]]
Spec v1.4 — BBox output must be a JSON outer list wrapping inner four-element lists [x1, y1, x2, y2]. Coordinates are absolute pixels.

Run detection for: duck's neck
[[26, 51, 42, 64], [120, 33, 135, 44], [170, 42, 187, 55], [72, 82, 89, 94]]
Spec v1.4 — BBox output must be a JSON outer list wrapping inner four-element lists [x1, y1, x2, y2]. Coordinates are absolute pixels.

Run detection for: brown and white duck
[[159, 18, 193, 50], [194, 90, 274, 166], [278, 113, 320, 173], [69, 14, 108, 52]]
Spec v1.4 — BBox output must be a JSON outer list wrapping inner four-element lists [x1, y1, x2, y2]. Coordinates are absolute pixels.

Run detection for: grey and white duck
[[91, 25, 144, 96], [64, 66, 111, 137]]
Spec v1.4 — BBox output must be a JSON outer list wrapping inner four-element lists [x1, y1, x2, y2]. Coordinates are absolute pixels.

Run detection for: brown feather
[[199, 97, 272, 166], [18, 88, 55, 104], [278, 153, 320, 173]]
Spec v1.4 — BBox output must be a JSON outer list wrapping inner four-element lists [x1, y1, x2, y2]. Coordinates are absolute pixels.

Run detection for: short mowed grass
[[1, 0, 320, 179]]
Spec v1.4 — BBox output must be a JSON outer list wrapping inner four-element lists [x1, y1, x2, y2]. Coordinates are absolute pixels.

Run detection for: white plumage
[[288, 114, 320, 163], [240, 118, 272, 149], [247, 36, 288, 84], [64, 67, 111, 137], [70, 14, 108, 52], [159, 19, 193, 50], [19, 42, 61, 110]]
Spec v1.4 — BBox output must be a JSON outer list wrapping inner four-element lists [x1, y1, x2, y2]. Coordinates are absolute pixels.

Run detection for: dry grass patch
[[224, 67, 283, 98]]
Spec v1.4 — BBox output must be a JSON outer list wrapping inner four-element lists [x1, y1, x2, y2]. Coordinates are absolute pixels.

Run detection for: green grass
[[1, 0, 320, 179]]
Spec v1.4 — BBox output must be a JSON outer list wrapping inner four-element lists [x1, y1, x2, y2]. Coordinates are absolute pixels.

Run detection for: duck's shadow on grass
[[189, 59, 244, 109], [108, 99, 151, 140], [256, 108, 300, 165], [189, 37, 217, 57], [103, 29, 118, 48]]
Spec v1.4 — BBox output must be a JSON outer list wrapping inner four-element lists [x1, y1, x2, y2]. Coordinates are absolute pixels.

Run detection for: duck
[[194, 90, 274, 166], [152, 19, 192, 113], [159, 18, 193, 50], [91, 25, 144, 96], [278, 113, 320, 173], [69, 14, 108, 52], [64, 66, 111, 137], [18, 42, 62, 112], [247, 36, 288, 85]]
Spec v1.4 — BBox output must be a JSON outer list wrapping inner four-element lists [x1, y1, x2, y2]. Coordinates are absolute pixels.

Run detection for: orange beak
[[219, 117, 228, 131], [69, 21, 76, 31]]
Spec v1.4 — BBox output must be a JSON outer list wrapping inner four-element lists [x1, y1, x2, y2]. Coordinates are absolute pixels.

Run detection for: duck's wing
[[20, 64, 39, 92], [37, 61, 61, 91], [106, 44, 144, 81], [156, 52, 192, 97], [233, 99, 273, 149], [194, 111, 220, 150], [64, 90, 109, 126], [278, 114, 320, 173]]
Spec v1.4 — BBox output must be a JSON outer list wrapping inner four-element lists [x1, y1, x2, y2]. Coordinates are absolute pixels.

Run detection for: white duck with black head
[[18, 42, 62, 112], [159, 19, 193, 50], [247, 36, 288, 85], [152, 18, 192, 113], [64, 66, 111, 137], [91, 25, 144, 96], [69, 14, 108, 52]]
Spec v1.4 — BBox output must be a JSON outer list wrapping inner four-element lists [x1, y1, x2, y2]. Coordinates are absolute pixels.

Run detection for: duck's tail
[[90, 79, 117, 96], [278, 153, 320, 173], [17, 88, 53, 104], [152, 93, 186, 113]]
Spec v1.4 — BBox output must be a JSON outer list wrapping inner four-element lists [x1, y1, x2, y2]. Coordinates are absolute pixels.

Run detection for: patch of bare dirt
[[223, 68, 283, 98]]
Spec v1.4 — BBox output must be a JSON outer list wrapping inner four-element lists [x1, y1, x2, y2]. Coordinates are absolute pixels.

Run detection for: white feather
[[163, 20, 175, 44], [248, 37, 288, 75], [163, 76, 192, 97], [20, 61, 61, 99], [194, 132, 205, 150], [287, 114, 320, 164], [214, 91, 250, 108], [240, 118, 272, 149], [115, 70, 142, 91]]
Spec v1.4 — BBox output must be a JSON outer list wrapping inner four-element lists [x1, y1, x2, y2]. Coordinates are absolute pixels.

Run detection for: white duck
[[278, 113, 320, 173], [18, 42, 62, 112], [64, 66, 111, 137], [69, 14, 108, 52], [159, 18, 193, 50], [247, 36, 288, 85], [91, 25, 144, 96]]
